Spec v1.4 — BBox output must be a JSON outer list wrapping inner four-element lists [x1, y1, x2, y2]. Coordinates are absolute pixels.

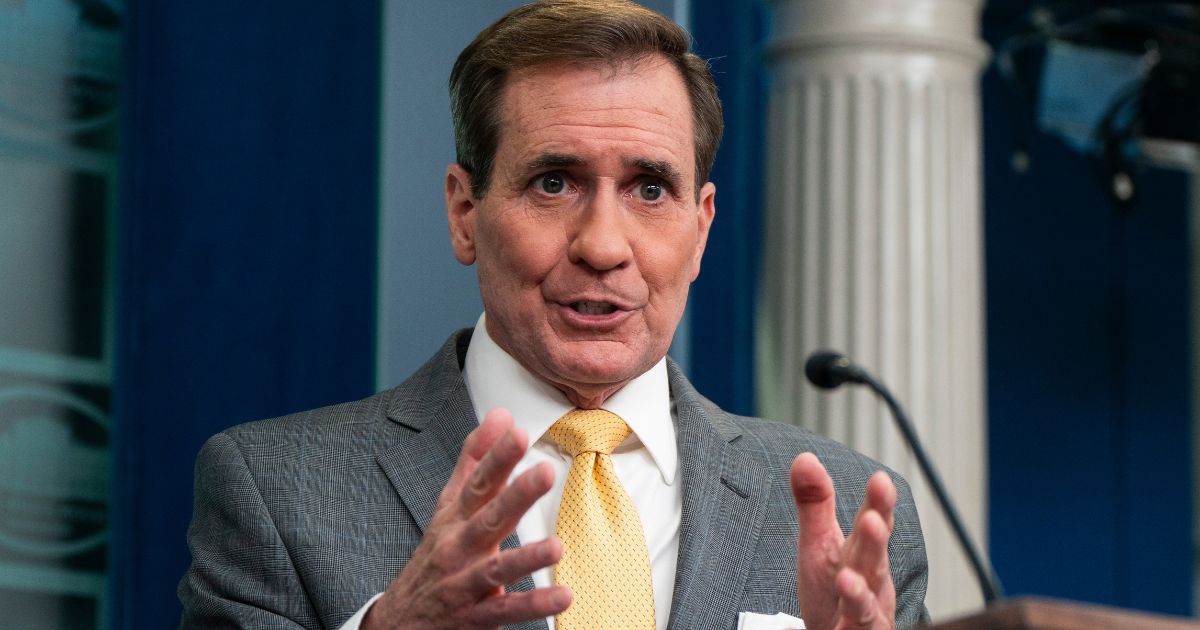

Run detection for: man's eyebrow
[[525, 153, 585, 172], [629, 158, 684, 189]]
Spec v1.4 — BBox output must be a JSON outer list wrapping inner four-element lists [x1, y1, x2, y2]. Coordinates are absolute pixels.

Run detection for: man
[[179, 2, 930, 629]]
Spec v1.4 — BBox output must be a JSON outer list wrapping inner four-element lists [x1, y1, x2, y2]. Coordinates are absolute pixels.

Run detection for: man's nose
[[567, 189, 634, 272]]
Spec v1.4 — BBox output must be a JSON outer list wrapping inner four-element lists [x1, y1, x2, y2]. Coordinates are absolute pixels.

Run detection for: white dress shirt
[[340, 314, 681, 629]]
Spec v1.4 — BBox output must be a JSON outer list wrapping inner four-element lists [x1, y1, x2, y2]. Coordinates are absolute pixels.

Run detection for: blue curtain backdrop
[[686, 1, 767, 417], [111, 3, 381, 628]]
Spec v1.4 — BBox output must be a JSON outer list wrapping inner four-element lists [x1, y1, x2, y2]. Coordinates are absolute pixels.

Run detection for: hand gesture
[[364, 408, 572, 629], [791, 453, 897, 630]]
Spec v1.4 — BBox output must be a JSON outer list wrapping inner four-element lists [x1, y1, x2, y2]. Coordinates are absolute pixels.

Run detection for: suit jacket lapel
[[667, 362, 771, 629], [373, 331, 544, 630]]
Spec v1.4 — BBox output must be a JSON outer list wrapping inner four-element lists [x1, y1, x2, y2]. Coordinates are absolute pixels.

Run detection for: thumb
[[791, 453, 842, 545]]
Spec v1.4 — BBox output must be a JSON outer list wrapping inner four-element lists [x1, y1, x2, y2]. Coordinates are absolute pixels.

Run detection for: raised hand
[[791, 452, 897, 630], [363, 408, 572, 629]]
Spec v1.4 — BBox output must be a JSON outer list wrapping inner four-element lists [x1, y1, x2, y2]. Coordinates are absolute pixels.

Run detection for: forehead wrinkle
[[504, 111, 687, 159], [507, 85, 685, 131], [513, 107, 681, 136], [517, 122, 692, 171]]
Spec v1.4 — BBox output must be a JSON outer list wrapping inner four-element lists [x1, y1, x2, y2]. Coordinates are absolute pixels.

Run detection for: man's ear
[[689, 181, 716, 281], [445, 164, 478, 265]]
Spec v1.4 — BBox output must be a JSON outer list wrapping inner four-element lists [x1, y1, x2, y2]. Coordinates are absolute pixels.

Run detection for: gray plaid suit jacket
[[179, 330, 929, 629]]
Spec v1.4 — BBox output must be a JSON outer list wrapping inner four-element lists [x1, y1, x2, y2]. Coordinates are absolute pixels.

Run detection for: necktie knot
[[550, 406, 655, 629], [548, 408, 631, 457]]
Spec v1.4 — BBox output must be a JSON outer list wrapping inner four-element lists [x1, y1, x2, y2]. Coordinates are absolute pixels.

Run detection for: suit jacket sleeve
[[178, 431, 321, 629]]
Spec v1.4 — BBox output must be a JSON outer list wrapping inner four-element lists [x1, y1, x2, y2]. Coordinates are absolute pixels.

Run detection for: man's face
[[446, 55, 715, 406]]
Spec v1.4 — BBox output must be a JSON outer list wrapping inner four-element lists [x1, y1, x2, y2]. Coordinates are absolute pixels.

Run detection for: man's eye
[[638, 180, 664, 201], [536, 173, 566, 195]]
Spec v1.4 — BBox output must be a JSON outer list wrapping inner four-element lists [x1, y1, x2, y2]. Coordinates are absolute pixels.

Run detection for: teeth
[[572, 301, 616, 315]]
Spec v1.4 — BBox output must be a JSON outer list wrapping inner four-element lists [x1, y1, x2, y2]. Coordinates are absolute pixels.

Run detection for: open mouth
[[570, 301, 617, 315]]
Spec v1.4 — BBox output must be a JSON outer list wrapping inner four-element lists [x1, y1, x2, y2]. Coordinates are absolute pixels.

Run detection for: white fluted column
[[756, 0, 990, 619]]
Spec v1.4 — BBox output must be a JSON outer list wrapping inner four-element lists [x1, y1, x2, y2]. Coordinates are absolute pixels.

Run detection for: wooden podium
[[929, 597, 1200, 629]]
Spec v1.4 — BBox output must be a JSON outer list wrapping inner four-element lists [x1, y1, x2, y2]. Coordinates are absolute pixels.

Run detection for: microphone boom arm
[[857, 370, 1004, 605]]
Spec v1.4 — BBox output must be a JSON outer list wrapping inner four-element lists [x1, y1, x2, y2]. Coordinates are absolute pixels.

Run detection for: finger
[[834, 567, 885, 629], [457, 425, 530, 517], [841, 507, 892, 593], [467, 585, 573, 627], [843, 473, 895, 578], [791, 453, 843, 545], [459, 536, 564, 596], [437, 409, 514, 510], [461, 461, 553, 549], [470, 408, 516, 458], [859, 471, 896, 531]]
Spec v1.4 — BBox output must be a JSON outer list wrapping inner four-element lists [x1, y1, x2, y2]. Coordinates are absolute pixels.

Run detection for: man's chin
[[540, 349, 654, 398]]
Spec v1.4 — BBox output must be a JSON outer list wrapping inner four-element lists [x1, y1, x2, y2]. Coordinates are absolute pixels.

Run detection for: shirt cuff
[[338, 593, 385, 630]]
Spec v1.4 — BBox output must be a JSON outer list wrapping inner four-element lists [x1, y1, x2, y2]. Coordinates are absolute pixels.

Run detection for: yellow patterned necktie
[[547, 408, 656, 630]]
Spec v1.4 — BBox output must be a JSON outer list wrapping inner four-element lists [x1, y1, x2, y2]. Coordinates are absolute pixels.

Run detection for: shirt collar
[[462, 313, 677, 484]]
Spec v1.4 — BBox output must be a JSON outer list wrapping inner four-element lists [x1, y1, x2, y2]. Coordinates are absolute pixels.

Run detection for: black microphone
[[804, 350, 1004, 605]]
